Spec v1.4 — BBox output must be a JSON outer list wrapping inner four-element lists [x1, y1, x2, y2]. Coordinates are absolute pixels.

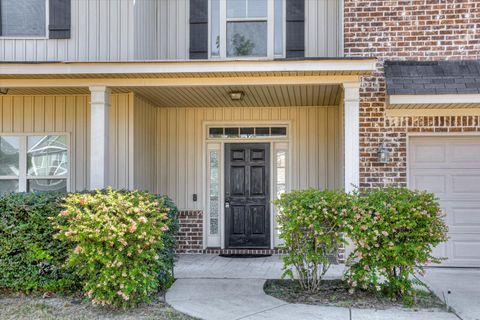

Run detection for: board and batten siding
[[133, 95, 157, 192], [155, 106, 341, 210], [0, 93, 134, 191], [305, 0, 343, 57], [0, 0, 135, 62]]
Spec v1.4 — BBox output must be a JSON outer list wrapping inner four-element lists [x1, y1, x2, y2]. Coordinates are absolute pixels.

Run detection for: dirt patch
[[0, 292, 196, 320], [264, 279, 448, 311]]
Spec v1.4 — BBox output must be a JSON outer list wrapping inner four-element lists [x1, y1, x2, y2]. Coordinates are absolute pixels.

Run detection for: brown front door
[[225, 143, 270, 248]]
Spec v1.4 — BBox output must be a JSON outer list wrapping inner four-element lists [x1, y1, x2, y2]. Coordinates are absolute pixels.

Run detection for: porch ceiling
[[131, 84, 342, 107], [4, 84, 342, 107]]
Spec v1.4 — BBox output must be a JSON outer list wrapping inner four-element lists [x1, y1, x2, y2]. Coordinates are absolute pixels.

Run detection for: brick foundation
[[176, 210, 203, 253], [344, 0, 480, 188]]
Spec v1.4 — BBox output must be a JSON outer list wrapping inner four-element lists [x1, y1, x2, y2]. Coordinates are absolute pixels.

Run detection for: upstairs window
[[210, 0, 284, 59], [0, 0, 47, 37]]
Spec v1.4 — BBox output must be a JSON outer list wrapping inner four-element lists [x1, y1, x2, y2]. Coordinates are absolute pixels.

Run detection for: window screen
[[1, 0, 46, 37]]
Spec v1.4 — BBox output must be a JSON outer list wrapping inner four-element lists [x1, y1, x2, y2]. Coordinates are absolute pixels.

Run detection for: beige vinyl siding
[[305, 0, 343, 57], [155, 106, 341, 210], [156, 0, 189, 60], [134, 0, 158, 60], [133, 95, 157, 192], [0, 93, 133, 191], [0, 0, 135, 62], [108, 94, 134, 190]]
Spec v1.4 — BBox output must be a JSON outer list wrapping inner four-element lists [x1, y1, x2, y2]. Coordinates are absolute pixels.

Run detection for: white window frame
[[0, 133, 70, 192], [203, 121, 291, 249], [209, 0, 283, 60], [0, 0, 49, 39]]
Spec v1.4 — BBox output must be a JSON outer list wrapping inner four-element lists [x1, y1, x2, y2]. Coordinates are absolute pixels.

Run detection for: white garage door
[[409, 136, 480, 267]]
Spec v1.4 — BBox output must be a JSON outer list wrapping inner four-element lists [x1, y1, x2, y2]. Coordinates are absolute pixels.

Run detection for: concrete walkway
[[421, 267, 480, 320], [166, 255, 458, 320]]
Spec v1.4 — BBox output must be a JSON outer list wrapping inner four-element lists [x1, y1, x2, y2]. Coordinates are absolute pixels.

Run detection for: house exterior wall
[[133, 95, 157, 192], [0, 0, 136, 62], [0, 93, 134, 190], [154, 105, 342, 211], [0, 0, 342, 62], [344, 0, 480, 189], [305, 0, 343, 57]]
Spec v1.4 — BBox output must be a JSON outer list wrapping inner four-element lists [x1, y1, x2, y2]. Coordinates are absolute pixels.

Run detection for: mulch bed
[[264, 279, 447, 311]]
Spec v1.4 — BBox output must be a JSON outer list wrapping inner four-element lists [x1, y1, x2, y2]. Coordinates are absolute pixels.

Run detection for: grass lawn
[[264, 279, 448, 311], [0, 292, 195, 320]]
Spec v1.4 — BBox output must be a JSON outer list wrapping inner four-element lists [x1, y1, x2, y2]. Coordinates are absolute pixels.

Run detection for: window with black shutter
[[0, 0, 70, 39], [191, 0, 304, 59]]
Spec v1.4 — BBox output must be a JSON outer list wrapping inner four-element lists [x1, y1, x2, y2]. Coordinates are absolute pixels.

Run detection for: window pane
[[227, 22, 267, 57], [211, 0, 220, 57], [1, 0, 46, 36], [0, 136, 19, 176], [209, 151, 220, 235], [209, 128, 224, 138], [224, 127, 239, 138], [27, 135, 68, 176], [247, 0, 267, 17], [276, 150, 287, 199], [255, 127, 270, 136], [276, 150, 286, 167], [271, 127, 287, 136], [28, 179, 67, 192], [240, 127, 254, 138], [274, 0, 284, 55], [0, 180, 19, 193], [227, 0, 246, 18]]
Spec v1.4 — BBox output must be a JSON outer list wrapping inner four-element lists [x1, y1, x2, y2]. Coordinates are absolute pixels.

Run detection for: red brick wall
[[344, 0, 480, 188], [176, 210, 203, 253]]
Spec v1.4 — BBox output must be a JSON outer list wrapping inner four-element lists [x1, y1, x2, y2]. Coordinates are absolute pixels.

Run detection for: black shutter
[[189, 0, 208, 59], [49, 0, 71, 39], [286, 0, 305, 58]]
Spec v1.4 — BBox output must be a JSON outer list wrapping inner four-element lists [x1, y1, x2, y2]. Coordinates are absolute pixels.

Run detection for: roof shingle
[[384, 60, 480, 95]]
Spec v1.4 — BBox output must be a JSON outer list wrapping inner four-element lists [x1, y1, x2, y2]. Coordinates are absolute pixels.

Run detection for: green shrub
[[273, 189, 351, 293], [52, 188, 178, 308], [0, 192, 77, 292], [344, 187, 448, 303]]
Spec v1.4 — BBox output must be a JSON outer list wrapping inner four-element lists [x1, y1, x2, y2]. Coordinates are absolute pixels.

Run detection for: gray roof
[[384, 60, 480, 95]]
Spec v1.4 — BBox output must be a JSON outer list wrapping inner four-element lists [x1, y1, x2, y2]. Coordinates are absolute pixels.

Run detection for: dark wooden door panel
[[225, 143, 270, 248]]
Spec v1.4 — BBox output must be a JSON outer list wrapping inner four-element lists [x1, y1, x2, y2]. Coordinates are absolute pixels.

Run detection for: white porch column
[[89, 86, 111, 189], [342, 82, 361, 193]]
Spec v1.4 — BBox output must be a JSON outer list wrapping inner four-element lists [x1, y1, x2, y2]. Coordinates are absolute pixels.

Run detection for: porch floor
[[173, 254, 345, 280]]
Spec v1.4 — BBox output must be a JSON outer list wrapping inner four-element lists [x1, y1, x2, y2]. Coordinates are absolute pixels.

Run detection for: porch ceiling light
[[229, 91, 244, 101], [378, 140, 390, 164], [0, 88, 8, 95]]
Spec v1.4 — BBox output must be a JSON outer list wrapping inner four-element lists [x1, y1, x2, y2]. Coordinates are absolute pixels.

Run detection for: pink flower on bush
[[381, 231, 389, 237], [161, 225, 169, 232], [73, 246, 82, 254], [119, 238, 128, 246], [128, 223, 137, 233], [79, 197, 87, 205], [360, 225, 368, 231], [59, 210, 69, 217], [134, 208, 140, 213], [138, 216, 147, 224]]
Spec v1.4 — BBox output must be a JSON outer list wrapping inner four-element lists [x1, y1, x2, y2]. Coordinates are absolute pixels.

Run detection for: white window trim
[[0, 132, 70, 192], [210, 0, 280, 60], [0, 0, 50, 39], [202, 120, 292, 249]]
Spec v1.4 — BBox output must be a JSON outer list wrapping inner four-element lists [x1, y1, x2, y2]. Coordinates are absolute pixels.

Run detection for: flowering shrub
[[344, 188, 448, 304], [0, 192, 77, 292], [52, 188, 178, 308], [273, 189, 351, 293]]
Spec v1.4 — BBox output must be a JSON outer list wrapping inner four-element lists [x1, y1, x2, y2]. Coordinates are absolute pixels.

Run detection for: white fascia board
[[0, 59, 377, 76], [389, 94, 480, 105]]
